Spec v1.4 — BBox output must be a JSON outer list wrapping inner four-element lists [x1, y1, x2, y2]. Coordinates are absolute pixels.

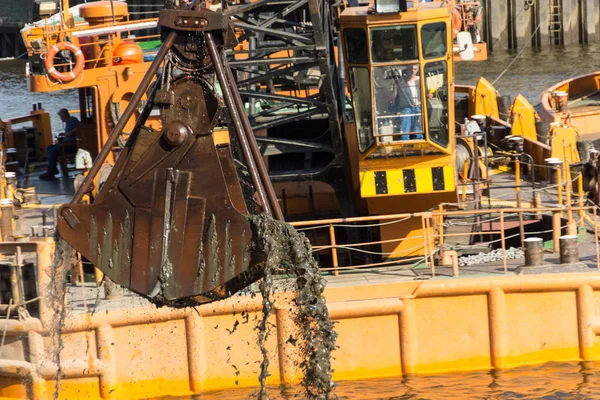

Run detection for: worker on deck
[[452, 3, 462, 40], [40, 109, 79, 181], [452, 1, 483, 43]]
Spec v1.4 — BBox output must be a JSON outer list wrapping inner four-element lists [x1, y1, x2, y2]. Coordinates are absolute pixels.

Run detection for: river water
[[1, 43, 600, 133], [2, 45, 600, 399], [0, 59, 79, 135], [197, 361, 600, 399]]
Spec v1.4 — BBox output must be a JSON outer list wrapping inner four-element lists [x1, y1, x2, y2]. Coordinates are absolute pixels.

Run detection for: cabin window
[[344, 28, 368, 64], [348, 67, 374, 152], [373, 64, 424, 143], [424, 61, 449, 147], [421, 22, 447, 59], [370, 25, 418, 63]]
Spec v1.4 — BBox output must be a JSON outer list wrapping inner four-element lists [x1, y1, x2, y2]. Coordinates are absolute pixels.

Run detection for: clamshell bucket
[[57, 4, 282, 306]]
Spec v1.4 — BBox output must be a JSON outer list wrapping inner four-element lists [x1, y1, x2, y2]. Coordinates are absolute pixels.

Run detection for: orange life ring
[[44, 41, 85, 83]]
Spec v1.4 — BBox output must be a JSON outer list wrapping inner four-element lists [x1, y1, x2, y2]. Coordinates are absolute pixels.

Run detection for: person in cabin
[[397, 65, 425, 140], [40, 109, 79, 180]]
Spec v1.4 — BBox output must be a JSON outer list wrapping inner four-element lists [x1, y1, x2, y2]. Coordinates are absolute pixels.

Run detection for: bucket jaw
[[57, 2, 282, 306]]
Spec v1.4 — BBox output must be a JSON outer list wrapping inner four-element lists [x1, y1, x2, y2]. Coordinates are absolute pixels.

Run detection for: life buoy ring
[[44, 41, 85, 83]]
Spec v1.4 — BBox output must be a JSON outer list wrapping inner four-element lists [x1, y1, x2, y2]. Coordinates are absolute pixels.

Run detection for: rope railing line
[[446, 213, 526, 226], [291, 205, 595, 230], [444, 212, 543, 227], [312, 234, 424, 250], [295, 216, 412, 231], [320, 256, 425, 271], [129, 11, 161, 15], [314, 241, 425, 256], [128, 4, 164, 7], [450, 178, 579, 208], [473, 224, 569, 246], [313, 209, 598, 274], [33, 18, 159, 36]]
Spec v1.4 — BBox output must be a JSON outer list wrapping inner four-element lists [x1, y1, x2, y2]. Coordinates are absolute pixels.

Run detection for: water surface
[[191, 361, 600, 399], [0, 59, 78, 136], [455, 43, 600, 103]]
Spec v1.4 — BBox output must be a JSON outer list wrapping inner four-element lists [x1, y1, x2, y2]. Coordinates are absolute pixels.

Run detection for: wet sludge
[[250, 214, 337, 400]]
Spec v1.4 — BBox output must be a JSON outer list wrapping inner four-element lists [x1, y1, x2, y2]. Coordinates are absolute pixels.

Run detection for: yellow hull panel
[[4, 270, 600, 399]]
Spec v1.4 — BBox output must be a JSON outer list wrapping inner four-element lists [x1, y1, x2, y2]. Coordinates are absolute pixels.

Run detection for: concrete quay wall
[[0, 0, 599, 57], [485, 0, 600, 50]]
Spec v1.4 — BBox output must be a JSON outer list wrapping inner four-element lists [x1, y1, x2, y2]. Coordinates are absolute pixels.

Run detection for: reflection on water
[[182, 361, 600, 399], [0, 59, 79, 136], [0, 43, 599, 134], [455, 43, 600, 104]]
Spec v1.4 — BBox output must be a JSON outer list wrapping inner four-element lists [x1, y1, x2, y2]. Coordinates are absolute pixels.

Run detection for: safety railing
[[26, 16, 161, 76], [289, 204, 600, 278], [0, 245, 40, 318]]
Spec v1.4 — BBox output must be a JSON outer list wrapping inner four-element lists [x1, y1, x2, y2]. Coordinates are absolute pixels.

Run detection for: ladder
[[549, 0, 563, 45]]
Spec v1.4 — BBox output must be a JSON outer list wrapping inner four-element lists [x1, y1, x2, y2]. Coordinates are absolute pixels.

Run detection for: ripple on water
[[156, 361, 600, 399], [1, 44, 600, 134], [455, 43, 600, 104], [0, 59, 79, 135]]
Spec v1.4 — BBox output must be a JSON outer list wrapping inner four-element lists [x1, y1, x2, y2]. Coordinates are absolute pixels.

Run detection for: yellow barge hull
[[2, 240, 600, 399]]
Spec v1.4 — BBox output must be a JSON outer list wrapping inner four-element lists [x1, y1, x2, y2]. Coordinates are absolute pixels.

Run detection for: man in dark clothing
[[40, 109, 79, 180]]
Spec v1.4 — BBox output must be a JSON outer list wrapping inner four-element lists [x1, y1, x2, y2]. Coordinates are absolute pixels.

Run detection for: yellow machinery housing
[[339, 3, 457, 257], [22, 0, 162, 166]]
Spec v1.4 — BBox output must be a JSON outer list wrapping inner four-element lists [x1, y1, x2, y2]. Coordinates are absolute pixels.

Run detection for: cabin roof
[[340, 3, 450, 25]]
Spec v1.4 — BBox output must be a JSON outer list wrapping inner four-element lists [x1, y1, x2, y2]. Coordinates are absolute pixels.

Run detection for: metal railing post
[[421, 215, 429, 270], [438, 205, 444, 249], [515, 159, 525, 248], [578, 172, 585, 228], [462, 159, 469, 203], [500, 210, 507, 273], [329, 224, 339, 276], [564, 160, 575, 235], [425, 215, 435, 277], [552, 209, 561, 252], [595, 207, 600, 269]]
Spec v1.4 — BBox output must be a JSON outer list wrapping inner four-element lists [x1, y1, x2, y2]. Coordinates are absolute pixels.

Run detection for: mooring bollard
[[555, 91, 569, 113], [104, 278, 127, 300], [524, 237, 543, 266], [559, 235, 579, 264]]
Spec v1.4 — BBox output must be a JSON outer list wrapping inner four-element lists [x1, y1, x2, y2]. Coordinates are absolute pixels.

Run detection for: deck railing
[[290, 204, 600, 278]]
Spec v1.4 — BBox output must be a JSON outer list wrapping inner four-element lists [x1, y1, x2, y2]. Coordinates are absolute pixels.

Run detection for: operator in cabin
[[374, 64, 432, 142], [39, 109, 79, 181], [397, 64, 425, 140]]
